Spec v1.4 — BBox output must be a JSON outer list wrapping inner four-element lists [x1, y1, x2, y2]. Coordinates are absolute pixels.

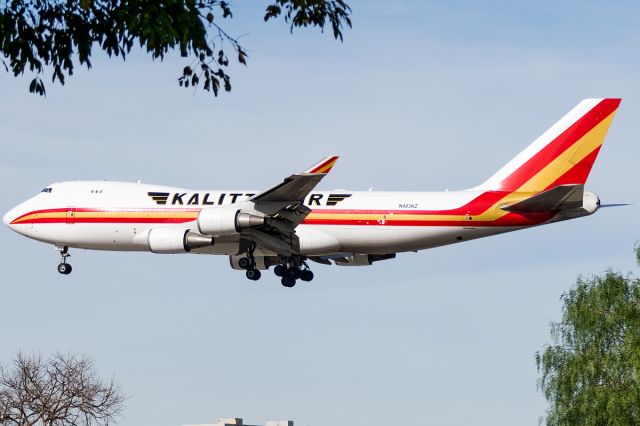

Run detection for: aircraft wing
[[501, 184, 584, 213], [241, 156, 339, 255], [251, 155, 339, 204]]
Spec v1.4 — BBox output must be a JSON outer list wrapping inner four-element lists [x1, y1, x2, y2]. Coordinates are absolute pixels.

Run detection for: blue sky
[[1, 1, 639, 425]]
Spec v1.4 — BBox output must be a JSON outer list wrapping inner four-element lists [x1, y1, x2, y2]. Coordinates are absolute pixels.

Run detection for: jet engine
[[229, 255, 278, 270], [147, 228, 214, 254], [334, 253, 396, 266], [197, 206, 266, 236]]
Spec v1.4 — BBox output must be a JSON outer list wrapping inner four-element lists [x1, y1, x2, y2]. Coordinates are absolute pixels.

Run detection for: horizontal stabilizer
[[501, 184, 584, 213]]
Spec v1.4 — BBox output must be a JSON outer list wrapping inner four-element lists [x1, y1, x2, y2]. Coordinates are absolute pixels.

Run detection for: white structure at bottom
[[182, 417, 293, 426]]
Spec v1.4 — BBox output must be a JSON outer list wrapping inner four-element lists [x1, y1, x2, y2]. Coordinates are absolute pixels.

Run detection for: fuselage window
[[41, 188, 52, 193]]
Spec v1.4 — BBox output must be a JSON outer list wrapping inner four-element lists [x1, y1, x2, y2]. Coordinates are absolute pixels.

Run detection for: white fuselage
[[3, 180, 538, 257], [2, 99, 617, 280]]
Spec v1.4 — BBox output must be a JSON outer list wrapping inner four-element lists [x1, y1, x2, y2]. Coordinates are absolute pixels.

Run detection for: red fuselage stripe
[[11, 206, 554, 227]]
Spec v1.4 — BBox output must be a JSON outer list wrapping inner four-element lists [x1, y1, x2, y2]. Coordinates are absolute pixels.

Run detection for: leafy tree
[[0, 352, 125, 426], [0, 0, 352, 96], [536, 266, 640, 425]]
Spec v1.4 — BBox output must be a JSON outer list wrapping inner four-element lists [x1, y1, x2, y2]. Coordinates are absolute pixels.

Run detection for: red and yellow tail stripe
[[493, 98, 620, 191], [305, 155, 339, 174]]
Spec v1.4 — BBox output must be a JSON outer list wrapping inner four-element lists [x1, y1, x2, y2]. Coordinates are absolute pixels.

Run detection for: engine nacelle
[[229, 255, 277, 270], [148, 228, 214, 254], [335, 253, 396, 266], [197, 206, 266, 236]]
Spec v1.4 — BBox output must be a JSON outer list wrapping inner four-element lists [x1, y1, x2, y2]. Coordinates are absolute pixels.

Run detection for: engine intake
[[197, 207, 266, 236], [148, 228, 214, 254]]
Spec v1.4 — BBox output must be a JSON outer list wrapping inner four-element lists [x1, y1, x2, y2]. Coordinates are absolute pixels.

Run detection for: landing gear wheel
[[246, 269, 261, 281], [286, 267, 301, 280], [57, 263, 72, 275], [281, 276, 296, 288], [300, 269, 314, 282], [238, 257, 251, 270], [274, 264, 286, 277], [56, 245, 72, 275]]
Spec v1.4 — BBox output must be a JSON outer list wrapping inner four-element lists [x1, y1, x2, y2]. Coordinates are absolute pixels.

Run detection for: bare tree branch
[[0, 352, 125, 426]]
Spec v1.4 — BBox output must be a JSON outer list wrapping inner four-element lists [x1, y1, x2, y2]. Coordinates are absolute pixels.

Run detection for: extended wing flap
[[242, 156, 338, 256], [502, 184, 584, 213]]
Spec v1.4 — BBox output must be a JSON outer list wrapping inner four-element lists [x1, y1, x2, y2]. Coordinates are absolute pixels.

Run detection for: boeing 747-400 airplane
[[3, 98, 621, 287]]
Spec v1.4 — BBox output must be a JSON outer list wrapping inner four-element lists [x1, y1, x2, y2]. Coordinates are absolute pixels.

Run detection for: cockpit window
[[41, 188, 52, 193]]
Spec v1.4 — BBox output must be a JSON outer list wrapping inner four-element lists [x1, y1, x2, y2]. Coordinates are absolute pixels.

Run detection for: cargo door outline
[[65, 207, 76, 224]]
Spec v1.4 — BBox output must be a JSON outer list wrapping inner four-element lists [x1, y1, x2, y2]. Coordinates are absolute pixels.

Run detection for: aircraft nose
[[3, 208, 16, 227]]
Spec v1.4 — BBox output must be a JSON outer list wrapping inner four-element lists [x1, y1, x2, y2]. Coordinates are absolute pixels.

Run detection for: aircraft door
[[65, 207, 76, 224]]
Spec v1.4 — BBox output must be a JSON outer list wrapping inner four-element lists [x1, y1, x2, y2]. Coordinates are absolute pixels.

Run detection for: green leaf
[[0, 0, 352, 97], [537, 268, 640, 425]]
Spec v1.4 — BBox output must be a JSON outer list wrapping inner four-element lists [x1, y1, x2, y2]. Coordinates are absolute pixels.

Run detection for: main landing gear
[[238, 247, 261, 282], [245, 268, 261, 281], [273, 259, 314, 288], [237, 251, 316, 287], [56, 245, 72, 275]]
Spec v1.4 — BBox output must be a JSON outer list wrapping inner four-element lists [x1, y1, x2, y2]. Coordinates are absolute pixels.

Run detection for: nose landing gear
[[57, 263, 72, 275], [56, 245, 72, 275]]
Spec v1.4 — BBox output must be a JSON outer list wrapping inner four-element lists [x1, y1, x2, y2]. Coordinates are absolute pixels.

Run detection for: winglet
[[304, 155, 339, 174]]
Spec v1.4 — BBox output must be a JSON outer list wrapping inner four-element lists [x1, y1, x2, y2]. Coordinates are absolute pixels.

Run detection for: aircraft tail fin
[[477, 98, 621, 193]]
